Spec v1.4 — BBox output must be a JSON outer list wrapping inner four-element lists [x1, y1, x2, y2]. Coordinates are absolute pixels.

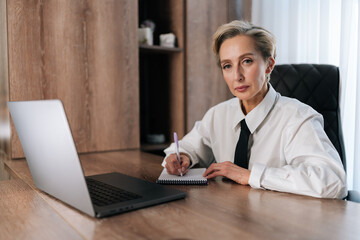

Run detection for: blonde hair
[[212, 20, 276, 67]]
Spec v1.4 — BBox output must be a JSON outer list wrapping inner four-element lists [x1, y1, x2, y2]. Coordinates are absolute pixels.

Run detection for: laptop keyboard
[[86, 178, 142, 206]]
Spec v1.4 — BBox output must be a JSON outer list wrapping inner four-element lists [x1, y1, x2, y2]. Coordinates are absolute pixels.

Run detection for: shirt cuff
[[161, 159, 166, 167], [249, 162, 267, 189]]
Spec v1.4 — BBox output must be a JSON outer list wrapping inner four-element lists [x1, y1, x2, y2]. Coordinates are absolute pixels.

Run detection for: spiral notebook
[[156, 168, 208, 185]]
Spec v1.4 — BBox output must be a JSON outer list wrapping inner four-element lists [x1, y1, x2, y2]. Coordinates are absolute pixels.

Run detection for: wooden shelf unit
[[139, 45, 183, 54], [138, 0, 185, 155]]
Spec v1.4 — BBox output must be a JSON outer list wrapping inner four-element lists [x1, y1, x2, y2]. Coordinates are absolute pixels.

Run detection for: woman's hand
[[203, 161, 250, 185], [165, 153, 191, 176]]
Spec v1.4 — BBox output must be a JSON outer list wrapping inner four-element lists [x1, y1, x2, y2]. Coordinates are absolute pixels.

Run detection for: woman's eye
[[243, 59, 253, 64], [222, 64, 231, 70]]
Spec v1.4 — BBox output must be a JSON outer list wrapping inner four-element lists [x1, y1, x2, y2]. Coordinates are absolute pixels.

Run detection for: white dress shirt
[[163, 85, 347, 199]]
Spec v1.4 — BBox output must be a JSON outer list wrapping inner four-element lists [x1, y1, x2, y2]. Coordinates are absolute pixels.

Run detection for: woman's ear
[[266, 57, 275, 74]]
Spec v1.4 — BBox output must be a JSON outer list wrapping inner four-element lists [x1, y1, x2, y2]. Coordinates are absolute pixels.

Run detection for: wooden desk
[[2, 150, 360, 240]]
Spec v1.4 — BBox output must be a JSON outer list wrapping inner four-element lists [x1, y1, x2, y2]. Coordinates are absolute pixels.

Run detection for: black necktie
[[234, 119, 251, 169]]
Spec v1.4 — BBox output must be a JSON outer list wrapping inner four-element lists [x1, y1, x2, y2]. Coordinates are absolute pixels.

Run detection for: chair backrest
[[270, 64, 346, 169]]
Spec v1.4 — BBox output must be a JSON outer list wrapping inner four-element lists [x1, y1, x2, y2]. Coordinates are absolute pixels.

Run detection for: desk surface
[[2, 150, 360, 240]]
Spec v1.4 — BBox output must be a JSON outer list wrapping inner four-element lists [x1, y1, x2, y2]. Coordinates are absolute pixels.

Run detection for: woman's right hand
[[164, 153, 191, 176]]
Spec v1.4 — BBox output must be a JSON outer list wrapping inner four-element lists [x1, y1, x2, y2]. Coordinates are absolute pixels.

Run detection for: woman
[[163, 20, 347, 199]]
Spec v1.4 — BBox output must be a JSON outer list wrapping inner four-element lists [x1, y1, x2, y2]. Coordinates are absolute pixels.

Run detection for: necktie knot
[[240, 119, 250, 135]]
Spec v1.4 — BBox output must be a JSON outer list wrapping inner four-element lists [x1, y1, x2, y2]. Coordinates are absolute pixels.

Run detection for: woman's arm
[[249, 115, 347, 199], [162, 108, 216, 172]]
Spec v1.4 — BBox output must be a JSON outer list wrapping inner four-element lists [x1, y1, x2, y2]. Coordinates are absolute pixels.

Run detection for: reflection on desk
[[2, 150, 360, 240], [0, 179, 82, 239]]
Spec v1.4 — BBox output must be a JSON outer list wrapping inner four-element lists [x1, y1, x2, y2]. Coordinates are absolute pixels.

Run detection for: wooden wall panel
[[185, 0, 232, 132], [168, 0, 185, 138], [0, 0, 10, 156], [0, 0, 11, 180], [241, 0, 252, 21], [85, 0, 139, 153], [228, 0, 252, 21], [7, 0, 139, 158]]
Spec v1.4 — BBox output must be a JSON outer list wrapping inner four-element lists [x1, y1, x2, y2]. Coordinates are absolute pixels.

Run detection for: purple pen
[[174, 132, 183, 176]]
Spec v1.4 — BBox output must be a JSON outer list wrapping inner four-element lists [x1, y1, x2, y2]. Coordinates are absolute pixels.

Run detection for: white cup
[[138, 27, 153, 45], [160, 33, 176, 48]]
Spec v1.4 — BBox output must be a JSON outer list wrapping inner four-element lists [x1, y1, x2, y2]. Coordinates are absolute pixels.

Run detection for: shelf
[[139, 0, 185, 151], [139, 45, 183, 54], [141, 143, 170, 151], [141, 143, 170, 157]]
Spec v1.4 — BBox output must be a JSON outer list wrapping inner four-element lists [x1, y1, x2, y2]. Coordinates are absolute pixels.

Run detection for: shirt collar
[[232, 84, 279, 133], [231, 98, 245, 130]]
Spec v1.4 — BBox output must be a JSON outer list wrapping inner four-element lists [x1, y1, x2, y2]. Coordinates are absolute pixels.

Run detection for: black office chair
[[270, 64, 358, 202]]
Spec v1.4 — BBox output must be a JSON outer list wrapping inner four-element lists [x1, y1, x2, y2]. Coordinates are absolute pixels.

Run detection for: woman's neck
[[241, 83, 269, 115]]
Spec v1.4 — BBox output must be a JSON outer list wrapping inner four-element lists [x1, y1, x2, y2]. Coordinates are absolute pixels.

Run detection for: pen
[[174, 132, 183, 176]]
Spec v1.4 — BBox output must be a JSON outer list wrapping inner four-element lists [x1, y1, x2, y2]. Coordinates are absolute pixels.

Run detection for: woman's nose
[[234, 66, 244, 82]]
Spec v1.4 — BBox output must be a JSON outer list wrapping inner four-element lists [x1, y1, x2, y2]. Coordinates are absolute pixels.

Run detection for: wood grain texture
[[168, 0, 185, 138], [228, 0, 252, 21], [185, 0, 233, 132], [241, 0, 252, 21], [0, 0, 10, 160], [4, 150, 360, 240], [7, 0, 139, 158], [0, 179, 83, 240]]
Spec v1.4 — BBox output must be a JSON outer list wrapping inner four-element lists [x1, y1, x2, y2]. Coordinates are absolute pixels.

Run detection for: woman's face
[[219, 35, 274, 113]]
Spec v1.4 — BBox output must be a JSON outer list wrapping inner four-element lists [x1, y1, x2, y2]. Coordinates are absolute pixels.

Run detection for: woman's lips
[[235, 86, 249, 92]]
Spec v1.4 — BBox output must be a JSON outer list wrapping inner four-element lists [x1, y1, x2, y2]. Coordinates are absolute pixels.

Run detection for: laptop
[[8, 99, 186, 218]]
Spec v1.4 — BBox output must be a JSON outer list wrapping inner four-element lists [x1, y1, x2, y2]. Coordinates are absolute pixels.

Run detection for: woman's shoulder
[[206, 97, 239, 113], [199, 98, 239, 122], [276, 95, 320, 119]]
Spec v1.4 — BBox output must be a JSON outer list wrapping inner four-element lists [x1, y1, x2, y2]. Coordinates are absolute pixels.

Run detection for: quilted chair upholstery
[[270, 64, 346, 169]]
